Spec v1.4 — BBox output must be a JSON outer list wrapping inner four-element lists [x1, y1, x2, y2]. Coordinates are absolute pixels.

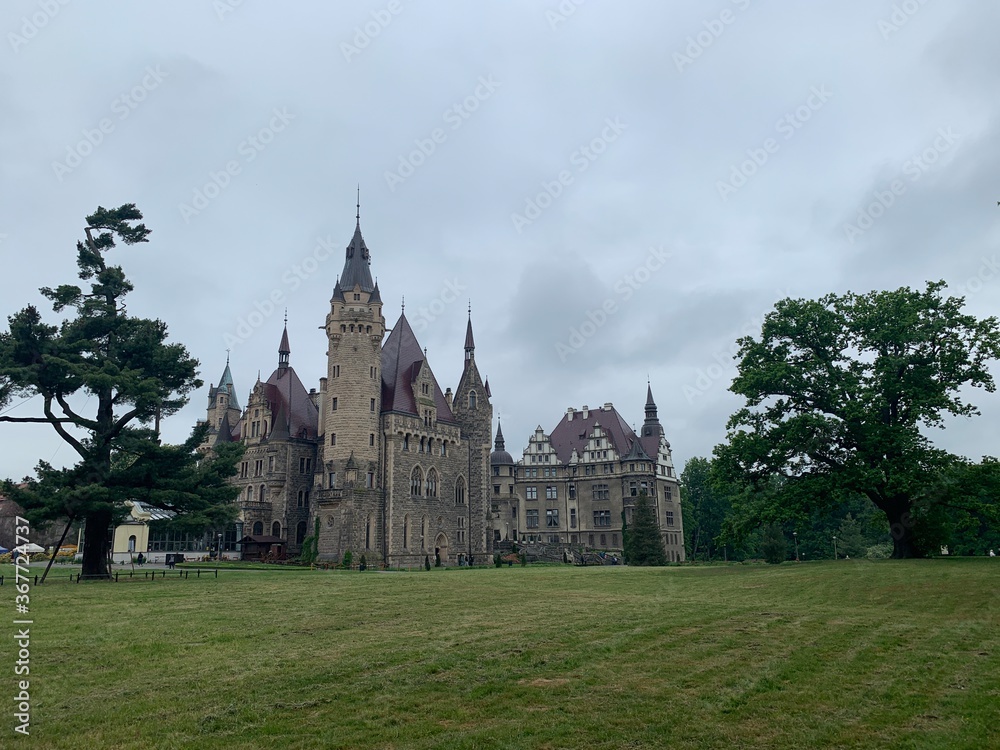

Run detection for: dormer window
[[469, 391, 477, 409], [354, 293, 361, 301]]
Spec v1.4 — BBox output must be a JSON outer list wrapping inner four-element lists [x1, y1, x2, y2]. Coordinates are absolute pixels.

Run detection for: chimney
[[566, 407, 575, 421], [603, 402, 613, 411], [582, 405, 589, 419]]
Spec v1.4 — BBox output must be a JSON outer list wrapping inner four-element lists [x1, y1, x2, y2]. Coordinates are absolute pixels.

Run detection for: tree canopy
[[714, 281, 1000, 558], [0, 204, 242, 577]]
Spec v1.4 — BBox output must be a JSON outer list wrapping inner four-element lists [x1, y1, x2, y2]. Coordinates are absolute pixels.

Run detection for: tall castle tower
[[450, 312, 494, 557], [319, 206, 386, 490]]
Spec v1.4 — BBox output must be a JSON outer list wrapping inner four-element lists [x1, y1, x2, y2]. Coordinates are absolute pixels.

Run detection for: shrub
[[424, 555, 431, 571], [359, 554, 367, 571], [342, 550, 353, 569], [494, 553, 502, 568], [434, 551, 441, 568], [866, 542, 893, 559], [519, 553, 527, 567]]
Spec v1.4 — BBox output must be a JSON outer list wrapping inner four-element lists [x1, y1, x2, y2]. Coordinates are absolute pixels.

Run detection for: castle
[[196, 213, 684, 565]]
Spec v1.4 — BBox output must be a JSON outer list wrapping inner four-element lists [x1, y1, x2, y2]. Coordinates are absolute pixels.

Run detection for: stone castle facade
[[199, 214, 683, 565]]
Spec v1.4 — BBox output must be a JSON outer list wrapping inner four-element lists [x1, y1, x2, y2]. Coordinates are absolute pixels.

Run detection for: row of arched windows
[[251, 520, 282, 537], [339, 324, 373, 334], [401, 433, 449, 456], [409, 468, 465, 504]]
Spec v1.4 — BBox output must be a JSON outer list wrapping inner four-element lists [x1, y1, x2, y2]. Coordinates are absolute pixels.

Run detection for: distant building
[[491, 391, 684, 561], [197, 212, 683, 564]]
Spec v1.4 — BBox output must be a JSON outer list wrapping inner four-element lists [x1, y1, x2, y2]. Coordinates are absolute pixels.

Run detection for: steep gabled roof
[[381, 313, 455, 423], [210, 360, 240, 411], [548, 406, 638, 464], [263, 366, 319, 440]]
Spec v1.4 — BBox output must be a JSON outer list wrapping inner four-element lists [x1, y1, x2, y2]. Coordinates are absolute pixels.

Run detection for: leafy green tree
[[836, 514, 867, 558], [715, 282, 1000, 558], [625, 492, 667, 566], [0, 205, 242, 578], [681, 457, 732, 560], [760, 524, 787, 564]]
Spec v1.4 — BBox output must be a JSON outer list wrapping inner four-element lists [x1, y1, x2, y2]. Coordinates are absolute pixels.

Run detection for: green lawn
[[6, 560, 999, 749]]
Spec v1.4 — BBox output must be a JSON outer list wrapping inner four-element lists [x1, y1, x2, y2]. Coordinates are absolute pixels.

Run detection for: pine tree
[[0, 205, 242, 578], [626, 492, 667, 566]]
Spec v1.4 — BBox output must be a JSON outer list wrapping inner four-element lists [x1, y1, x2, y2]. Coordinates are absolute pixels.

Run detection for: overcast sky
[[2, 0, 999, 481]]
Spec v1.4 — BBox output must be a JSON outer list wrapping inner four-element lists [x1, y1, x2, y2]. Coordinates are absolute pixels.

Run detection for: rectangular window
[[592, 484, 609, 501], [493, 485, 500, 495], [526, 509, 539, 528], [665, 485, 672, 500], [600, 534, 607, 546], [328, 472, 336, 489], [584, 465, 595, 476], [331, 397, 338, 410], [546, 485, 557, 500], [526, 486, 537, 500], [666, 511, 674, 527], [546, 509, 559, 527], [630, 481, 637, 497], [331, 433, 336, 446], [240, 461, 249, 478], [369, 433, 375, 447], [268, 456, 274, 473], [370, 398, 376, 412], [588, 534, 594, 546], [612, 533, 619, 546], [568, 484, 576, 500], [366, 472, 374, 488], [254, 460, 263, 477], [570, 508, 577, 528], [508, 484, 514, 495], [594, 510, 611, 527]]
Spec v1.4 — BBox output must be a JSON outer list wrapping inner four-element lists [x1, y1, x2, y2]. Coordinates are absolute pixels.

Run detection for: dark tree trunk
[[80, 508, 113, 578], [884, 500, 920, 559]]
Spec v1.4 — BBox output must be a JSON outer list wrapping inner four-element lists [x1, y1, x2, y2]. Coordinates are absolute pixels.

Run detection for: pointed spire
[[341, 199, 375, 292], [464, 305, 476, 366], [278, 318, 290, 369], [370, 279, 382, 304], [217, 356, 240, 411], [494, 421, 506, 451], [642, 382, 663, 438], [331, 276, 345, 302], [484, 377, 491, 398]]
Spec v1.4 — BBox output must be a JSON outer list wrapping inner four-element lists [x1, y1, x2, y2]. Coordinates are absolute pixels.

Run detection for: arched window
[[296, 521, 307, 545], [403, 434, 409, 451], [128, 535, 136, 552], [426, 469, 438, 498], [246, 486, 253, 502], [340, 324, 346, 333], [469, 391, 477, 409], [258, 485, 266, 503], [271, 521, 281, 537], [365, 515, 372, 550], [411, 467, 423, 496], [455, 476, 466, 505], [252, 521, 263, 536], [440, 441, 447, 457], [403, 514, 410, 549]]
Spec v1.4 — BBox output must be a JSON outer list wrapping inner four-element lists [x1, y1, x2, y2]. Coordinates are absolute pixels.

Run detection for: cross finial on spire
[[468, 299, 472, 318], [284, 308, 288, 326], [401, 295, 405, 313], [356, 184, 360, 223], [225, 348, 230, 366]]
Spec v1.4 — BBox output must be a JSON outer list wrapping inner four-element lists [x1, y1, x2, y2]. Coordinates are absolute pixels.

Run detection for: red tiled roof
[[263, 366, 319, 440], [548, 406, 641, 464], [381, 313, 455, 423]]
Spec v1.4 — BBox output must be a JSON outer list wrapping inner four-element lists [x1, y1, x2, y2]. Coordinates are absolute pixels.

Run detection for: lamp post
[[793, 531, 799, 562], [218, 532, 224, 561], [833, 535, 838, 560]]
